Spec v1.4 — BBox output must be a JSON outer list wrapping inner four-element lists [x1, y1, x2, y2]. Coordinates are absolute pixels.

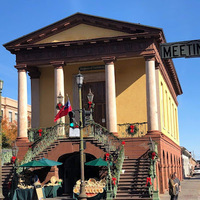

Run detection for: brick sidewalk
[[160, 176, 200, 200]]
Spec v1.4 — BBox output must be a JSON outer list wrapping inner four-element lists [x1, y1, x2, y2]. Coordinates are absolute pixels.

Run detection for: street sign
[[160, 39, 200, 59]]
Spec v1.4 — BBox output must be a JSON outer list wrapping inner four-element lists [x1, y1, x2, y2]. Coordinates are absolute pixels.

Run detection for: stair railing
[[87, 122, 125, 200], [91, 122, 122, 153], [112, 144, 125, 198], [2, 149, 12, 165], [148, 137, 160, 200], [17, 123, 67, 173]]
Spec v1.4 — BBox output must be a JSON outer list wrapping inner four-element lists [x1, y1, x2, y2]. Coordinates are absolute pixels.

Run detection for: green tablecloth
[[12, 185, 61, 200], [12, 188, 35, 200], [44, 185, 61, 198]]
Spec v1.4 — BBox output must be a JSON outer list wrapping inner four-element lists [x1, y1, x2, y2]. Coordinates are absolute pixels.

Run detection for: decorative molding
[[27, 67, 41, 79], [3, 13, 163, 47], [15, 64, 27, 72], [102, 56, 116, 65], [15, 39, 154, 65], [144, 55, 156, 61], [50, 61, 65, 69]]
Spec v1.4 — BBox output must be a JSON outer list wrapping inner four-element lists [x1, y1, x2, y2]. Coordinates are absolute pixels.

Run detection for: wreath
[[127, 124, 139, 136]]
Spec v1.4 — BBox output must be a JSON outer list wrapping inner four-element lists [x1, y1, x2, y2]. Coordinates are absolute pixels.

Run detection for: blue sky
[[0, 0, 200, 158]]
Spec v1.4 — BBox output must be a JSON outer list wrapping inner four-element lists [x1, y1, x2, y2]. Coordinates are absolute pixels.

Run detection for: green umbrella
[[39, 158, 62, 167], [19, 160, 46, 167], [85, 158, 110, 167]]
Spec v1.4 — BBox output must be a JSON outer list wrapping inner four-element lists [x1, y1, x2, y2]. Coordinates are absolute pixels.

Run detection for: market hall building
[[4, 13, 183, 199]]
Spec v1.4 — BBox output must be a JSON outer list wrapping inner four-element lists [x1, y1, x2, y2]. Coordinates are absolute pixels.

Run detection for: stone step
[[124, 159, 150, 162], [121, 170, 149, 175], [119, 177, 148, 182], [115, 194, 151, 199], [115, 198, 151, 200], [123, 162, 150, 166], [118, 183, 148, 187]]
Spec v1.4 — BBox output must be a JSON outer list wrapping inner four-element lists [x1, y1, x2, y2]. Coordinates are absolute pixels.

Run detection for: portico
[[4, 13, 183, 195]]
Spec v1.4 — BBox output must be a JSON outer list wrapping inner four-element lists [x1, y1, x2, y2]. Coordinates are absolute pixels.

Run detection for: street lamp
[[87, 88, 94, 103], [12, 141, 19, 158], [87, 88, 94, 121], [0, 80, 4, 199], [56, 92, 64, 110], [76, 73, 87, 200]]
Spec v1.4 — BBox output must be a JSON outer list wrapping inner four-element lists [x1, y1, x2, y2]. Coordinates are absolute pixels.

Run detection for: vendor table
[[12, 185, 61, 200], [12, 188, 34, 200], [44, 185, 61, 198]]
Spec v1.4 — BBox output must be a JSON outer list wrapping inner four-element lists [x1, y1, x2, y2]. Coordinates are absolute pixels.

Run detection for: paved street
[[160, 175, 200, 200]]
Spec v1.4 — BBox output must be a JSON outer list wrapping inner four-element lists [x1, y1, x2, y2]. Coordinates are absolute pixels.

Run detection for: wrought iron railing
[[17, 123, 68, 173], [112, 145, 125, 198], [91, 122, 122, 153], [147, 137, 159, 199], [2, 149, 12, 165], [117, 122, 148, 137], [28, 123, 70, 142]]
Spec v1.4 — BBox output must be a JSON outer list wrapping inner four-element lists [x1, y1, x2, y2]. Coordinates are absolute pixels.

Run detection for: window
[[1, 110, 3, 117], [165, 91, 169, 132], [175, 109, 179, 140], [161, 83, 165, 128], [172, 104, 174, 137], [169, 98, 172, 135], [15, 113, 18, 122], [9, 111, 12, 122]]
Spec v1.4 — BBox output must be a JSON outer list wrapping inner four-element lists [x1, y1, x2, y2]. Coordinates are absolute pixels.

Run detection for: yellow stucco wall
[[115, 58, 147, 137], [158, 71, 180, 145], [39, 67, 55, 127], [36, 24, 130, 44], [116, 58, 147, 123], [38, 59, 147, 134]]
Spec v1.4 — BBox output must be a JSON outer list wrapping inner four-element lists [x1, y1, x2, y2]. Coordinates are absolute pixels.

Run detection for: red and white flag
[[54, 99, 72, 122]]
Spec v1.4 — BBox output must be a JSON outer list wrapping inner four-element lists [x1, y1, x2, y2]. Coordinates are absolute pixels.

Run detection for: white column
[[145, 56, 159, 131], [15, 64, 28, 138], [28, 67, 40, 128], [103, 57, 117, 133], [51, 61, 65, 123]]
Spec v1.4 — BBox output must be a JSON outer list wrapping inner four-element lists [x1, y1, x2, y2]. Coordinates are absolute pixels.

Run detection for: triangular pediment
[[4, 13, 165, 47], [35, 24, 131, 44]]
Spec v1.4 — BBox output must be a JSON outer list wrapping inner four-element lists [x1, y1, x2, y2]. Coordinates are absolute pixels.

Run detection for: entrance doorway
[[58, 152, 100, 195], [82, 81, 106, 127]]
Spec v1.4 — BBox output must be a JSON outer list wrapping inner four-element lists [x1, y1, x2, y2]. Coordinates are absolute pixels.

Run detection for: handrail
[[17, 123, 67, 173], [113, 145, 125, 198], [147, 137, 159, 199], [2, 149, 12, 165], [91, 122, 122, 153]]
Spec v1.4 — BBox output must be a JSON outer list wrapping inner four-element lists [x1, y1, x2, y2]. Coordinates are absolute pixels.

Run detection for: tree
[[1, 118, 17, 148]]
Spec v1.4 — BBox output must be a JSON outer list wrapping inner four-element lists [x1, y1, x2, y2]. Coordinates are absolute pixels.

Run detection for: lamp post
[[76, 73, 87, 200], [56, 92, 64, 110], [87, 88, 94, 121], [12, 141, 19, 158], [0, 80, 4, 199]]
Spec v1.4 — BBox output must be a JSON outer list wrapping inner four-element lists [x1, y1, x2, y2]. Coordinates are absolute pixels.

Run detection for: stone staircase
[[115, 158, 152, 200], [2, 163, 14, 199], [34, 137, 115, 160]]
